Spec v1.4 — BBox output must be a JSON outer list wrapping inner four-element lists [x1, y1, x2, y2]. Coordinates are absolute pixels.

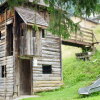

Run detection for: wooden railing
[[67, 27, 98, 46]]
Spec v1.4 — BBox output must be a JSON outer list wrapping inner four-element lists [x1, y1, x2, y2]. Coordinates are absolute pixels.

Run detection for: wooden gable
[[15, 7, 48, 28]]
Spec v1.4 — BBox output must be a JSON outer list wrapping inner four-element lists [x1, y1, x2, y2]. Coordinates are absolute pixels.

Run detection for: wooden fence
[[63, 27, 99, 47]]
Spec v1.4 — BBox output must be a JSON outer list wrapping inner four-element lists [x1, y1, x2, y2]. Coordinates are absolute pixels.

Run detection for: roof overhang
[[15, 7, 48, 29]]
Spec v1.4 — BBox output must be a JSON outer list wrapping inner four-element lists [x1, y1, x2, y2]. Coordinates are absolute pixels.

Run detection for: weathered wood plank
[[42, 54, 60, 58], [37, 61, 60, 66], [42, 50, 60, 55], [34, 83, 62, 87], [33, 81, 61, 84], [33, 74, 60, 77], [38, 58, 60, 62], [34, 87, 60, 92], [42, 47, 60, 52], [33, 77, 61, 81]]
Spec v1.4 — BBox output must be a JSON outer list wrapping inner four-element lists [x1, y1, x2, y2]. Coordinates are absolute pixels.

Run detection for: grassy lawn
[[22, 25, 100, 100]]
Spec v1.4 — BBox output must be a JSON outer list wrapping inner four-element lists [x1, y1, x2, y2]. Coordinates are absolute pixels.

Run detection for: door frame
[[18, 57, 33, 96]]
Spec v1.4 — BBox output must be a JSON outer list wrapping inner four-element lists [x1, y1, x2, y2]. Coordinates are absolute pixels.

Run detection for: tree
[[6, 0, 100, 39]]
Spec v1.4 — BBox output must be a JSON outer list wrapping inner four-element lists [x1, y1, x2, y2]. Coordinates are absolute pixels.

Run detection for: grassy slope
[[22, 26, 100, 100]]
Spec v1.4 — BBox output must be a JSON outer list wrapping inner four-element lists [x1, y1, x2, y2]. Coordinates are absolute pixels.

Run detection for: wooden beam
[[27, 23, 47, 29]]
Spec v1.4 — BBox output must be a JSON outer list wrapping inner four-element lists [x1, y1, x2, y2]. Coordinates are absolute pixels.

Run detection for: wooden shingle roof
[[15, 7, 48, 28]]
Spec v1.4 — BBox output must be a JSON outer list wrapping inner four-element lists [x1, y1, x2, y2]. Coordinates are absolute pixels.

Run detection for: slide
[[78, 78, 100, 95]]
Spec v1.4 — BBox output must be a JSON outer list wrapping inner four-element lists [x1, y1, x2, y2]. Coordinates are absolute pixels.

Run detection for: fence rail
[[63, 27, 99, 47]]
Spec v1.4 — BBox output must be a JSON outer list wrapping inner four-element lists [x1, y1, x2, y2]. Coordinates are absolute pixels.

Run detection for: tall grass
[[63, 50, 100, 86]]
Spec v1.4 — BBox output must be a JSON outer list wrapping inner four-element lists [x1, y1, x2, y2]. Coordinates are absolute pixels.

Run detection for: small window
[[0, 31, 1, 40], [42, 29, 45, 38], [42, 65, 52, 74], [1, 66, 6, 78]]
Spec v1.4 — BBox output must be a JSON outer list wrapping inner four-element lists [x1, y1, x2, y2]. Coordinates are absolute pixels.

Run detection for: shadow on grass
[[77, 91, 100, 99]]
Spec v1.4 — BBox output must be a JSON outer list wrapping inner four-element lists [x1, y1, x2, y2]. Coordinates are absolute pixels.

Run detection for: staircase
[[62, 27, 99, 50]]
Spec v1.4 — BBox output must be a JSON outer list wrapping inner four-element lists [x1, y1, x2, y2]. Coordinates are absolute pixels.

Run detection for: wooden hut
[[0, 0, 62, 99]]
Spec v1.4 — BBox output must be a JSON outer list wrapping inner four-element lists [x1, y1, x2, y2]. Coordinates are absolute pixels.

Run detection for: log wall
[[0, 24, 14, 98], [0, 56, 14, 98], [0, 7, 62, 97], [33, 31, 62, 93]]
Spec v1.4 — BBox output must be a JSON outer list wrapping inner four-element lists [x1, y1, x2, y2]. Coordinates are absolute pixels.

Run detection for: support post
[[13, 9, 19, 98]]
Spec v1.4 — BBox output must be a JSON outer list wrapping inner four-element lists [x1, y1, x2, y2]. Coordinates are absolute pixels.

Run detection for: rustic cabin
[[0, 0, 62, 99]]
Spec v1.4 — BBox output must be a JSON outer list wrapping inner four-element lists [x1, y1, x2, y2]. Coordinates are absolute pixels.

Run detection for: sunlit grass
[[62, 45, 81, 59]]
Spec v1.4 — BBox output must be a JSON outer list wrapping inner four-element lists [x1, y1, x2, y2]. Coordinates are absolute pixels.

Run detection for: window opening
[[7, 24, 13, 56], [42, 65, 52, 74], [0, 31, 1, 40], [1, 66, 6, 78], [42, 29, 45, 38]]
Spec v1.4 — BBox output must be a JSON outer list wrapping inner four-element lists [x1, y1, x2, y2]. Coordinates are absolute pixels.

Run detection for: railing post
[[92, 30, 95, 52], [92, 30, 94, 44], [75, 32, 77, 42]]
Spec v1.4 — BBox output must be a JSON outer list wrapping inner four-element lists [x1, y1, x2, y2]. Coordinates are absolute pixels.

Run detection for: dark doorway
[[7, 24, 13, 56], [20, 59, 32, 95]]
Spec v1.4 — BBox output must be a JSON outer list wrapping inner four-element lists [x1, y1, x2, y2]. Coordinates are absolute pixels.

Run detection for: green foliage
[[32, 23, 39, 31], [5, 0, 100, 39]]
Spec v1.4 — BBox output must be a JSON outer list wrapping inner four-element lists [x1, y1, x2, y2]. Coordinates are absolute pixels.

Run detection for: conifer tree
[[4, 0, 100, 38]]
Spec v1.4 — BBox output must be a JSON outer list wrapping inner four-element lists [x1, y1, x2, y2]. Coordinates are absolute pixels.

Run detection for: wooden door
[[20, 59, 32, 95]]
